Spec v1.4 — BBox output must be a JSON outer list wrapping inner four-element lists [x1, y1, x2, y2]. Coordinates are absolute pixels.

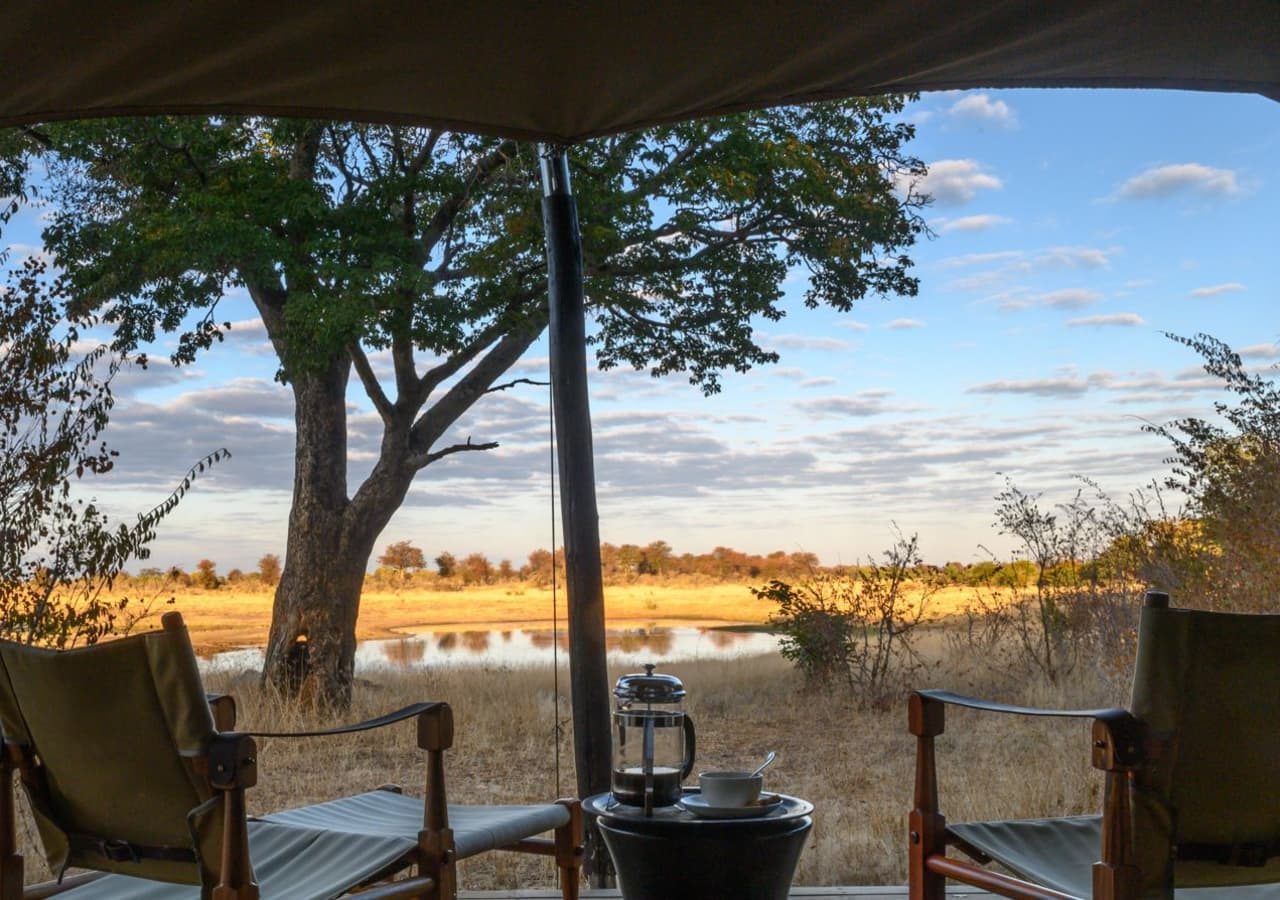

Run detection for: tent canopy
[[3, 1, 1277, 142]]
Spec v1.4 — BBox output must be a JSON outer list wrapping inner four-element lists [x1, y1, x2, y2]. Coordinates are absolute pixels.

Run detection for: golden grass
[[15, 646, 1122, 891], [136, 582, 982, 653]]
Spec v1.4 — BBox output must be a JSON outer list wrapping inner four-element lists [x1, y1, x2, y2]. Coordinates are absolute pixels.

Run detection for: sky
[[5, 88, 1278, 571]]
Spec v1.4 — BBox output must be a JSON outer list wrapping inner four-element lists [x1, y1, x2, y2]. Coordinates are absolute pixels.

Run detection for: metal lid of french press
[[614, 663, 686, 703]]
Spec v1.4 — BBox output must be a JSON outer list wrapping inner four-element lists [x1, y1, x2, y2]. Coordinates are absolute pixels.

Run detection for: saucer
[[678, 792, 783, 819]]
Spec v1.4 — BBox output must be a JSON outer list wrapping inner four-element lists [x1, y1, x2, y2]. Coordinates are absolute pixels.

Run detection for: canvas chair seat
[[52, 818, 414, 900], [259, 790, 572, 861], [52, 791, 573, 900], [949, 816, 1280, 899]]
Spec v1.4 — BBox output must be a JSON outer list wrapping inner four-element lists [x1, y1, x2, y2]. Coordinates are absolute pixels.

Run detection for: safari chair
[[0, 612, 583, 899], [908, 590, 1280, 900]]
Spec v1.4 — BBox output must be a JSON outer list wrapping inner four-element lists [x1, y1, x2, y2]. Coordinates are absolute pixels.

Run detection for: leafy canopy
[[6, 98, 926, 394]]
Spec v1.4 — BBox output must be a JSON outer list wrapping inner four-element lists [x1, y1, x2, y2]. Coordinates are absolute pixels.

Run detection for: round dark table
[[585, 790, 813, 900]]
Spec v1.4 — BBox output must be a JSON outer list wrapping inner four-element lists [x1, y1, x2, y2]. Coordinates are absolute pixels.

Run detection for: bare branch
[[348, 342, 394, 422], [485, 377, 548, 394], [411, 322, 545, 451], [408, 436, 499, 471]]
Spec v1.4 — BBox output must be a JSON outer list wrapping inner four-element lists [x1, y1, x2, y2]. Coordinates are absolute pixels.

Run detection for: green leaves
[[0, 257, 227, 647], [7, 100, 923, 396]]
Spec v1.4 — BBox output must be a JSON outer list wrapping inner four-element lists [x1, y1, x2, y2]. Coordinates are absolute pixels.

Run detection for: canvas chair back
[[1129, 602, 1280, 893], [0, 619, 223, 887]]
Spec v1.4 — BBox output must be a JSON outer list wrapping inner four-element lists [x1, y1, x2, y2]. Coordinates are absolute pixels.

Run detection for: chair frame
[[907, 595, 1176, 900], [908, 689, 1144, 900], [0, 613, 584, 900]]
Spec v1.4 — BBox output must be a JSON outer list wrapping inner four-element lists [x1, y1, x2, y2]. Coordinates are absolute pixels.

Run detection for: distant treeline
[[121, 543, 1048, 591]]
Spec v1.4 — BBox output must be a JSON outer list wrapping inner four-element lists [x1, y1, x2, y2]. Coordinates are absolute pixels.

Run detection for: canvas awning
[[2, 1, 1277, 142]]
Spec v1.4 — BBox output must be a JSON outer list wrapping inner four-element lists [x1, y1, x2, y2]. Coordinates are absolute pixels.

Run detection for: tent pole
[[539, 143, 612, 884]]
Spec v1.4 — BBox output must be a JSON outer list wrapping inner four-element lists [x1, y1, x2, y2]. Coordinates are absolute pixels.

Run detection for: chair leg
[[418, 827, 457, 900], [554, 799, 584, 900], [909, 693, 946, 900], [212, 785, 259, 900]]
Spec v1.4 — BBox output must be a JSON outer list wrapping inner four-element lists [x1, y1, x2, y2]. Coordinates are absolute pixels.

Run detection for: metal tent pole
[[538, 143, 612, 882]]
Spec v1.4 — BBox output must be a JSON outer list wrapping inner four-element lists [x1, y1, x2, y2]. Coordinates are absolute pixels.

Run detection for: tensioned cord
[[549, 381, 562, 798]]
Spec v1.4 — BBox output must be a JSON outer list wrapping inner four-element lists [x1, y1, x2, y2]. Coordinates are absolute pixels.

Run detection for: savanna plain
[[16, 581, 1120, 891]]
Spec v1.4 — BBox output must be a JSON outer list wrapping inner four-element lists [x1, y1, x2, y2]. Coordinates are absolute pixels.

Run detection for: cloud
[[1038, 247, 1114, 269], [1189, 282, 1246, 298], [939, 250, 1025, 269], [1113, 163, 1241, 201], [1038, 289, 1104, 310], [800, 377, 837, 388], [793, 390, 896, 418], [948, 93, 1018, 128], [967, 377, 1090, 398], [1240, 343, 1280, 360], [765, 334, 851, 351], [936, 214, 1011, 234], [912, 159, 1002, 206], [834, 320, 869, 332], [224, 317, 268, 341], [886, 318, 926, 330], [1066, 314, 1146, 328]]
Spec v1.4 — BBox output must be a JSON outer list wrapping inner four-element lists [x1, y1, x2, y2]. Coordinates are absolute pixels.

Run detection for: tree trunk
[[259, 358, 411, 707]]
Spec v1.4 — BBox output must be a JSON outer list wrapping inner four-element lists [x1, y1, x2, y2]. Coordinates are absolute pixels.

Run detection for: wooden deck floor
[[460, 888, 993, 898]]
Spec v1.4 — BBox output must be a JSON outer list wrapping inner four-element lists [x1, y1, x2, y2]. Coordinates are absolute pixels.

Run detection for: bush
[[756, 532, 939, 709]]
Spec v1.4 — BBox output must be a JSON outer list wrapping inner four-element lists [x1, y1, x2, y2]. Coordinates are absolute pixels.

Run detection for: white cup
[[698, 770, 763, 807]]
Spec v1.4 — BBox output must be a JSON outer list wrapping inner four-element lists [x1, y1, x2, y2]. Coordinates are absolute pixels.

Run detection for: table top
[[585, 789, 813, 826]]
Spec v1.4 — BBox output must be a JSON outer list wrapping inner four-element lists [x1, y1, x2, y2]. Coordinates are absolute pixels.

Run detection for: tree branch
[[410, 321, 545, 453], [408, 436, 499, 471], [485, 377, 548, 394], [348, 342, 394, 422], [407, 129, 442, 177], [419, 140, 517, 260], [289, 124, 324, 182], [623, 133, 714, 199]]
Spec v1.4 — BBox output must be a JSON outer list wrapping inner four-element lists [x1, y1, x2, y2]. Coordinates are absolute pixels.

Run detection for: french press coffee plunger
[[611, 664, 696, 815]]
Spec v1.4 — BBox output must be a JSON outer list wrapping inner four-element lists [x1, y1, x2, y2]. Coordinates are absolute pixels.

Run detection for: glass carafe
[[611, 664, 696, 815]]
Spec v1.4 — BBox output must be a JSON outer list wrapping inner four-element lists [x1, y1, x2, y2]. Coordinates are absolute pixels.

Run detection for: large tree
[[4, 99, 926, 704]]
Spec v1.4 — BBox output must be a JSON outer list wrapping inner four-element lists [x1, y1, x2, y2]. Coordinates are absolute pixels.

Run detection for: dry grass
[[134, 582, 983, 652], [15, 644, 1123, 891]]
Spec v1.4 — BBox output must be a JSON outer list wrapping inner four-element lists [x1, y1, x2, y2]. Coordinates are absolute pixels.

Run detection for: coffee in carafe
[[610, 766, 684, 807], [611, 664, 696, 815]]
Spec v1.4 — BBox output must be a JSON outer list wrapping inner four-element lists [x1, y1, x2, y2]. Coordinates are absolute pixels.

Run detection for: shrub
[[756, 532, 939, 709]]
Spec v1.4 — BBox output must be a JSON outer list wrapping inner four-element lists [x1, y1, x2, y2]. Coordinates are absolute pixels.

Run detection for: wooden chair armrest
[[910, 691, 1143, 769], [240, 702, 448, 740], [913, 688, 1128, 721]]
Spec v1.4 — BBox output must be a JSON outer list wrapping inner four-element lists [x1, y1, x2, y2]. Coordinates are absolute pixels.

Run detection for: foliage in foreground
[[0, 258, 225, 647], [1146, 333, 1280, 611]]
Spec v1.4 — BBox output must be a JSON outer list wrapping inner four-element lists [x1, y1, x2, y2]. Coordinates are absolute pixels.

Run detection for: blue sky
[[6, 88, 1278, 571]]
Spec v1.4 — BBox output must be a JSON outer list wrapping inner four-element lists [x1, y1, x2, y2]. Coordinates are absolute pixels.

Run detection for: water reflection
[[204, 625, 780, 673], [383, 639, 426, 668]]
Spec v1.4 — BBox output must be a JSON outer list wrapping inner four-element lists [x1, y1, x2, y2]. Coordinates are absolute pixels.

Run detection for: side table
[[584, 790, 813, 900]]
